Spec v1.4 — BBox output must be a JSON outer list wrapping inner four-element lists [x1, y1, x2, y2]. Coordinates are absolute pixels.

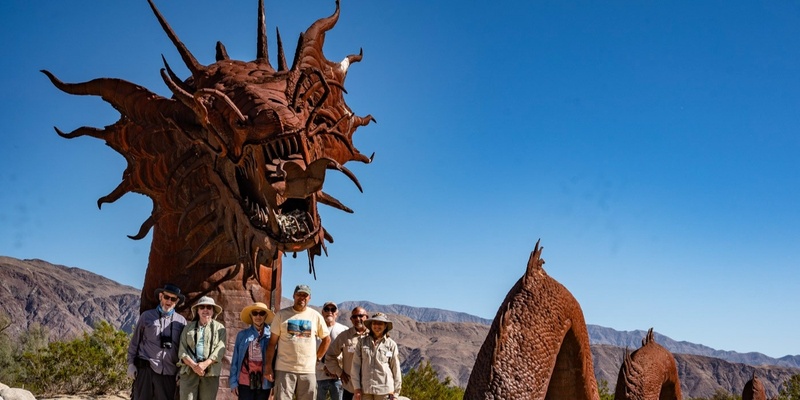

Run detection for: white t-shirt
[[270, 306, 330, 374]]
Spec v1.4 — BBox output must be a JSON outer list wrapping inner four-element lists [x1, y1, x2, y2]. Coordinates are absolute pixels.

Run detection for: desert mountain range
[[1, 256, 798, 398]]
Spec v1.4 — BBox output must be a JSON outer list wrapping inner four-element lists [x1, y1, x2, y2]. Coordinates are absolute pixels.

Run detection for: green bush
[[777, 374, 800, 400], [15, 321, 130, 396], [401, 360, 464, 400], [598, 379, 614, 400]]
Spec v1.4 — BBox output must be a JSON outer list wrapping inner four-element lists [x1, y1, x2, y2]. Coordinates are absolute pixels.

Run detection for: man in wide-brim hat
[[127, 283, 187, 400]]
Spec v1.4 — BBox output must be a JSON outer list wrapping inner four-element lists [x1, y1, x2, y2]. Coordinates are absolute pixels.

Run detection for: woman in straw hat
[[177, 296, 226, 400], [352, 313, 402, 400], [230, 302, 275, 400]]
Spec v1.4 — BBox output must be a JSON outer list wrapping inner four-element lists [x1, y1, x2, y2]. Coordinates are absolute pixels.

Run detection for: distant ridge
[[2, 255, 798, 398], [337, 300, 493, 325]]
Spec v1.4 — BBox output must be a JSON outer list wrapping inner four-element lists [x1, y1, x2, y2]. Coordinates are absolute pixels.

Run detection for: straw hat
[[190, 296, 222, 319], [364, 312, 393, 332], [240, 302, 275, 325]]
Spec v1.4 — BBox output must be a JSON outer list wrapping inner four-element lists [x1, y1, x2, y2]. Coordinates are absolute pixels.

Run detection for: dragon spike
[[161, 55, 194, 93], [54, 126, 104, 140], [128, 215, 155, 240], [42, 70, 191, 128], [328, 160, 363, 192], [276, 28, 288, 71], [317, 191, 354, 213], [146, 0, 205, 79], [340, 48, 363, 74], [216, 41, 230, 61], [256, 0, 272, 68], [292, 0, 340, 71]]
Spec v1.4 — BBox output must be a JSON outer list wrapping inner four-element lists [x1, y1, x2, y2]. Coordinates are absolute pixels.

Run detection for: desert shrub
[[687, 388, 741, 400], [16, 321, 130, 396], [0, 310, 17, 383], [598, 379, 614, 400], [401, 360, 464, 400], [777, 374, 800, 400]]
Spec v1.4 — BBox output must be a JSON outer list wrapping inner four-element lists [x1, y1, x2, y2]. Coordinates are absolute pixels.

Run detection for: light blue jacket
[[229, 325, 273, 390]]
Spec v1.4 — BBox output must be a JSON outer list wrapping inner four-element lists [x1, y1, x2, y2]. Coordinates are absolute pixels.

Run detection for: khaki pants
[[179, 371, 220, 400], [273, 370, 316, 400]]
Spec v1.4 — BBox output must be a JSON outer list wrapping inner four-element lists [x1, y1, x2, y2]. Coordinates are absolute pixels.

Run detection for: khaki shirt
[[324, 326, 370, 393], [351, 335, 402, 396]]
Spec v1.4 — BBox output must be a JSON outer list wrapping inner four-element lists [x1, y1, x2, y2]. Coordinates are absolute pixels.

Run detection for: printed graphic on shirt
[[287, 319, 313, 339]]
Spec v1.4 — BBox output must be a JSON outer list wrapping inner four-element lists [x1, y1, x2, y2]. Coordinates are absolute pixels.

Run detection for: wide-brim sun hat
[[364, 312, 393, 332], [191, 296, 223, 319], [154, 283, 185, 305], [241, 302, 275, 325]]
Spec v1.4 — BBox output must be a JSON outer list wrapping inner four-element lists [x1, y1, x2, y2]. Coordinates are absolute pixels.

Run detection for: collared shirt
[[127, 307, 187, 376], [177, 319, 226, 376], [352, 334, 402, 395], [324, 326, 371, 393], [230, 325, 273, 390]]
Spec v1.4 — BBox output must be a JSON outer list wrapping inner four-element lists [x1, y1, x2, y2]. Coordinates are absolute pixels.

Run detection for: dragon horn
[[147, 0, 206, 79]]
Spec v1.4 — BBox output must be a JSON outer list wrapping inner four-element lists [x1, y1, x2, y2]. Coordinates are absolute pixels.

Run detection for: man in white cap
[[316, 301, 348, 400], [127, 283, 187, 400], [265, 284, 331, 400]]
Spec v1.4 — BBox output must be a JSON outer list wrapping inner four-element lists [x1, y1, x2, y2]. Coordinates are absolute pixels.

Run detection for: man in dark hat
[[127, 283, 187, 400]]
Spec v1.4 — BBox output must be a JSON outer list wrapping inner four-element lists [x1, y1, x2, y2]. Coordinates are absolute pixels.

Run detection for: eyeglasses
[[350, 314, 368, 319], [162, 294, 179, 302], [251, 311, 268, 317], [197, 305, 214, 310], [323, 307, 337, 312]]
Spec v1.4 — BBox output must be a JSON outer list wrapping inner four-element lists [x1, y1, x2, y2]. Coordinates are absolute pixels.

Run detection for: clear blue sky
[[1, 1, 798, 358]]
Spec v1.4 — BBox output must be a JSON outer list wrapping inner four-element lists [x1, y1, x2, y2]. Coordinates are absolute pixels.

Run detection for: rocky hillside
[[2, 256, 798, 398], [0, 257, 140, 339]]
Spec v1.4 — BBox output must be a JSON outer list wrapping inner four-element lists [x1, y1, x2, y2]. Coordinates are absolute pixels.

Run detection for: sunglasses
[[162, 294, 179, 302], [197, 305, 214, 310], [251, 311, 268, 317], [350, 314, 368, 319], [323, 307, 337, 312]]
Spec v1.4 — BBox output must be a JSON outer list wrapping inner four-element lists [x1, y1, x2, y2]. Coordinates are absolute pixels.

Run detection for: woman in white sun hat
[[352, 312, 402, 400], [230, 302, 276, 400], [177, 296, 226, 400]]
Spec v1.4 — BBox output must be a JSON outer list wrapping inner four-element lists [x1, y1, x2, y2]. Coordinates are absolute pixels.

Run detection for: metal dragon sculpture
[[42, 0, 373, 320], [614, 328, 682, 400], [464, 241, 600, 399]]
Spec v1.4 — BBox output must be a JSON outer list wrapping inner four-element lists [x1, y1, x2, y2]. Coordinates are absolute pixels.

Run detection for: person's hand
[[232, 387, 239, 396], [191, 362, 205, 376], [264, 365, 275, 382], [340, 372, 350, 384], [354, 389, 362, 400], [127, 364, 137, 379]]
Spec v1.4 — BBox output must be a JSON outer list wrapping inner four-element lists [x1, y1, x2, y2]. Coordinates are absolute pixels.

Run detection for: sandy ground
[[39, 394, 129, 400]]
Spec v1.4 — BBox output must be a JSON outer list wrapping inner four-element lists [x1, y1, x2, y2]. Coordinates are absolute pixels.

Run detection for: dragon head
[[43, 0, 373, 279]]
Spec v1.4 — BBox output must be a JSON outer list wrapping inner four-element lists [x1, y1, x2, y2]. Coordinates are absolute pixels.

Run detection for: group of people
[[127, 283, 402, 400]]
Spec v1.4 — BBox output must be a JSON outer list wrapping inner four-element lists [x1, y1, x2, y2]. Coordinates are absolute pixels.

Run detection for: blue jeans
[[316, 379, 342, 400]]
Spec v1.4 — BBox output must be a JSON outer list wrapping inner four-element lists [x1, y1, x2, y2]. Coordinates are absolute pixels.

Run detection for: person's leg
[[332, 379, 343, 400], [179, 372, 200, 400], [254, 388, 271, 400], [295, 373, 317, 400], [316, 380, 332, 400], [342, 389, 354, 400], [152, 373, 178, 400], [197, 375, 220, 400], [272, 371, 297, 400], [238, 385, 256, 400], [132, 366, 155, 400]]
